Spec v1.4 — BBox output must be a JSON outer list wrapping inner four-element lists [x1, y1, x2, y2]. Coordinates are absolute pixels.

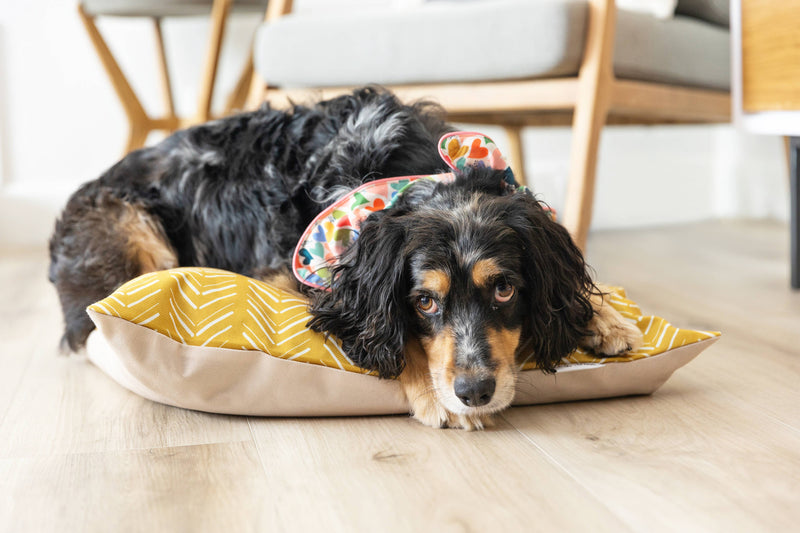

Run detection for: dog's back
[[49, 87, 451, 351]]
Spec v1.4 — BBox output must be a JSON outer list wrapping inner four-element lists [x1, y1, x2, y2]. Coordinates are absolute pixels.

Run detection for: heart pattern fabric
[[293, 132, 514, 289]]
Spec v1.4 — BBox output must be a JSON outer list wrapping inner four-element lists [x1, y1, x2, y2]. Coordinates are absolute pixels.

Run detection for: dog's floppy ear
[[505, 192, 596, 372], [308, 209, 410, 378]]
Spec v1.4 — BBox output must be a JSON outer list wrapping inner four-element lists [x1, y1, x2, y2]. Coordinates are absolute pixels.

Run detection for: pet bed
[[85, 267, 720, 416]]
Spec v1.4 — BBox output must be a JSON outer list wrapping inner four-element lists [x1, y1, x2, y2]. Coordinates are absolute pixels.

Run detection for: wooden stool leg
[[503, 126, 526, 187], [77, 4, 151, 153], [562, 0, 616, 251]]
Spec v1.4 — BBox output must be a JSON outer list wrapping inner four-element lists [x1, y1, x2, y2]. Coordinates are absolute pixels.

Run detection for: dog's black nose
[[454, 375, 496, 407]]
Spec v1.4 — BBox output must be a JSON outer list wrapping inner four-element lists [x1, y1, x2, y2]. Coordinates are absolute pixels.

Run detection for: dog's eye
[[416, 295, 439, 315], [494, 281, 515, 303]]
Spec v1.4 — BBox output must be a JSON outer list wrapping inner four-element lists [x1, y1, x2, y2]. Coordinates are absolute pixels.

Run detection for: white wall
[[0, 0, 790, 247]]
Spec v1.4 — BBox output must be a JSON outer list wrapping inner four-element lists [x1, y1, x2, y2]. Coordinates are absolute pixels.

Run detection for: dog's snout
[[454, 375, 496, 407]]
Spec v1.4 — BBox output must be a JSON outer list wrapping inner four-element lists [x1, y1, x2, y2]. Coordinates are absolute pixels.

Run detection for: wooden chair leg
[[124, 124, 150, 154], [77, 4, 150, 154], [503, 125, 526, 187], [562, 0, 616, 251], [153, 18, 177, 123], [196, 0, 233, 122]]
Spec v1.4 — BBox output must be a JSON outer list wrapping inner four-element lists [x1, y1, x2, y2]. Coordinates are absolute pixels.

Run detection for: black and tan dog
[[50, 87, 641, 429]]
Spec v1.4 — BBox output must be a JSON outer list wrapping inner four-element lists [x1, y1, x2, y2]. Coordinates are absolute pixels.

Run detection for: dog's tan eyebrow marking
[[420, 269, 451, 297], [472, 259, 503, 288]]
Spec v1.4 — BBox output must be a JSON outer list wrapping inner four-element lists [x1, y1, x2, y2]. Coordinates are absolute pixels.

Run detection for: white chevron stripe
[[128, 288, 162, 308], [323, 343, 346, 370], [287, 347, 311, 361], [242, 330, 270, 354], [643, 316, 656, 336], [198, 302, 235, 327], [271, 316, 312, 336], [131, 301, 159, 322], [280, 303, 310, 314], [282, 338, 310, 356], [139, 313, 160, 326], [174, 279, 198, 309], [245, 310, 275, 344], [182, 270, 202, 287], [275, 326, 315, 347], [168, 312, 186, 344], [202, 283, 236, 295], [169, 289, 196, 328], [202, 324, 232, 347], [248, 286, 279, 314], [246, 304, 277, 335], [666, 328, 680, 350], [178, 274, 202, 296], [201, 272, 236, 279], [249, 281, 280, 303], [126, 277, 160, 296], [198, 292, 235, 310], [655, 322, 672, 347], [330, 340, 355, 366], [195, 311, 234, 336], [169, 307, 193, 337]]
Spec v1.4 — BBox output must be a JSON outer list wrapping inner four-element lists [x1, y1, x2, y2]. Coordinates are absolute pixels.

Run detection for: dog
[[49, 87, 642, 429]]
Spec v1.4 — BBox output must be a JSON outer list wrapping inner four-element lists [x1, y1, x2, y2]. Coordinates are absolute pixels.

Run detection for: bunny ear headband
[[293, 131, 521, 290]]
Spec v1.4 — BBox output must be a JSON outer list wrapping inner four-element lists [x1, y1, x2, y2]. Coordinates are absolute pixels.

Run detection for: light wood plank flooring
[[1, 220, 798, 532]]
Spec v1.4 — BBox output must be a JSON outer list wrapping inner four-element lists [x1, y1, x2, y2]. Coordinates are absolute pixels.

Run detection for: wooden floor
[[1, 220, 798, 532]]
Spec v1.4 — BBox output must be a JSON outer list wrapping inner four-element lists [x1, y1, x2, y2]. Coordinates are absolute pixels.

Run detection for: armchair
[[248, 0, 731, 249]]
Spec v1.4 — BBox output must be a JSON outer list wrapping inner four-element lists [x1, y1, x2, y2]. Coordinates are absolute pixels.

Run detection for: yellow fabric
[[88, 267, 720, 373], [89, 268, 368, 374]]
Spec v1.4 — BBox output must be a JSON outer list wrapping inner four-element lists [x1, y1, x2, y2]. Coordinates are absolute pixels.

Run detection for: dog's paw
[[582, 302, 644, 357], [409, 399, 493, 431], [409, 397, 451, 429], [443, 412, 494, 431]]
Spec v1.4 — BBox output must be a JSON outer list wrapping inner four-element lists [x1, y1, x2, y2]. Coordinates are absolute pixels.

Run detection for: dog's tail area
[[49, 186, 178, 352]]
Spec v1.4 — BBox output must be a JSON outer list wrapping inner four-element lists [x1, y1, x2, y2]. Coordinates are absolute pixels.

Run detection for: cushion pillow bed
[[85, 267, 720, 416]]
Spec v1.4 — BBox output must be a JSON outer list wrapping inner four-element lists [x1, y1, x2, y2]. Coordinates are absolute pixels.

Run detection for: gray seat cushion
[[676, 0, 729, 28], [253, 0, 729, 91], [81, 0, 267, 17]]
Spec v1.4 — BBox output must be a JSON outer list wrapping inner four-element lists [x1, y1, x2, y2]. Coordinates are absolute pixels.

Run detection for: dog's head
[[309, 166, 595, 416]]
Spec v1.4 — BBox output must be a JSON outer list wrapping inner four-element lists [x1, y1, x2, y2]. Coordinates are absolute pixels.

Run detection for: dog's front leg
[[399, 339, 450, 428], [580, 284, 644, 356]]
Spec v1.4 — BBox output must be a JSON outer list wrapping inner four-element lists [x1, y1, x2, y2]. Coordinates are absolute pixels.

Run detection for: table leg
[[791, 137, 799, 289]]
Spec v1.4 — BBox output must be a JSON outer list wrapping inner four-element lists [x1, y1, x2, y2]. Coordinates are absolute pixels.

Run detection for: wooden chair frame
[[247, 0, 731, 249], [78, 0, 260, 154]]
